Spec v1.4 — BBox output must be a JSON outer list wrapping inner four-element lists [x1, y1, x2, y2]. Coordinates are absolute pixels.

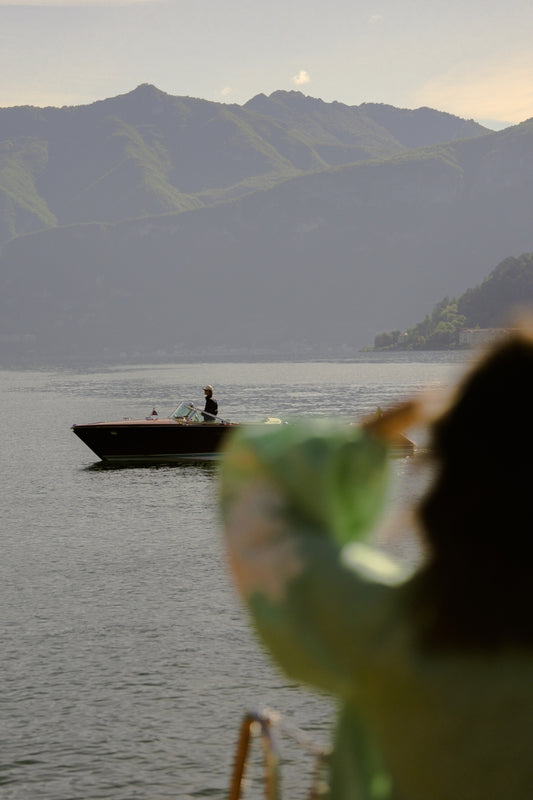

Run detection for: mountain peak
[[245, 90, 330, 116], [130, 83, 166, 97], [121, 83, 172, 104], [96, 83, 178, 117], [269, 89, 306, 100]]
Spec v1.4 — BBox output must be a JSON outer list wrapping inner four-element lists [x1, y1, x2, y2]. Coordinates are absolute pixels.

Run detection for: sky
[[1, 0, 533, 127]]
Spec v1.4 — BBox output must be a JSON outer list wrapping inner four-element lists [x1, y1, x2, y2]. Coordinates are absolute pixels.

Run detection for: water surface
[[0, 354, 464, 799]]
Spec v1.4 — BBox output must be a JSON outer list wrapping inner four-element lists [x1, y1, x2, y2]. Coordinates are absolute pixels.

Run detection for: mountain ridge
[[0, 84, 491, 245], [1, 86, 532, 365]]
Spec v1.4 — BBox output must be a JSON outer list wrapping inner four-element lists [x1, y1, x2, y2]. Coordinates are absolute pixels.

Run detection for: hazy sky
[[1, 0, 532, 126]]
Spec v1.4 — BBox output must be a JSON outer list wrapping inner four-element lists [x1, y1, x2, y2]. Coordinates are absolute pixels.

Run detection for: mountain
[[246, 92, 486, 160], [0, 85, 489, 244], [359, 102, 486, 148], [1, 86, 532, 365]]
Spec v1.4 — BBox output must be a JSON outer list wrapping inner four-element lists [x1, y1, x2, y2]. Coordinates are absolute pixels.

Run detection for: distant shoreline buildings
[[458, 328, 511, 346]]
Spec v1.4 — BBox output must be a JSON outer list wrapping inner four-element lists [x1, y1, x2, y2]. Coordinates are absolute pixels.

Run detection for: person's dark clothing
[[203, 395, 218, 422]]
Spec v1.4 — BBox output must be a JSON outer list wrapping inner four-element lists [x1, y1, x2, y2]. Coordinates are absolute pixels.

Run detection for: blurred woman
[[220, 326, 533, 800]]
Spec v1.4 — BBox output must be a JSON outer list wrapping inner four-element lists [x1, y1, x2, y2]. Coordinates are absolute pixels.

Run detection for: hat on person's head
[[203, 385, 213, 392]]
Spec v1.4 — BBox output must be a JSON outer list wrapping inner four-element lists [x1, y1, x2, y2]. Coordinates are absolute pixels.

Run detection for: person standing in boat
[[202, 385, 218, 422]]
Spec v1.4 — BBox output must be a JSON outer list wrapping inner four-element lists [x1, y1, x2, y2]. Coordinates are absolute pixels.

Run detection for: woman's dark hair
[[415, 326, 533, 649]]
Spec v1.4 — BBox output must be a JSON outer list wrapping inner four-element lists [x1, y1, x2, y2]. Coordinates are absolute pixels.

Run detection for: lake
[[0, 353, 466, 799]]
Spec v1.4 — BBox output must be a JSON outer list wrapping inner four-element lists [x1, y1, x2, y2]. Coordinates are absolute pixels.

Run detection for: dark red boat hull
[[72, 420, 238, 462]]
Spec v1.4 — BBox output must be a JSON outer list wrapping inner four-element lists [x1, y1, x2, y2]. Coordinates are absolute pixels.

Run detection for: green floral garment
[[220, 421, 533, 800]]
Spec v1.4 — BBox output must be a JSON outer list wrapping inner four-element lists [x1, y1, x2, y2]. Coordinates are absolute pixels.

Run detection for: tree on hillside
[[374, 330, 402, 348], [458, 254, 533, 327]]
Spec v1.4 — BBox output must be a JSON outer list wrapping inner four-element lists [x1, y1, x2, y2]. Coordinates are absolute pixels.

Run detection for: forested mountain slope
[[1, 88, 532, 365], [374, 253, 533, 349], [0, 85, 489, 244]]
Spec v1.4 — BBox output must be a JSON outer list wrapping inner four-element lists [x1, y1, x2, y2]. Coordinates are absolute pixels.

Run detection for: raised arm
[[219, 408, 418, 698]]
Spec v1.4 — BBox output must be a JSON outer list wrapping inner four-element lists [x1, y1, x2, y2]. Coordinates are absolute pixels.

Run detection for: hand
[[362, 400, 423, 443]]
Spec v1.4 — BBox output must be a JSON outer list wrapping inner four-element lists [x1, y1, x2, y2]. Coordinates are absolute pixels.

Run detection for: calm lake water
[[0, 354, 467, 799]]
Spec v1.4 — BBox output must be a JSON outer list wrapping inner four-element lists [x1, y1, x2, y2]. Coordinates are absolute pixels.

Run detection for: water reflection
[[84, 459, 219, 472]]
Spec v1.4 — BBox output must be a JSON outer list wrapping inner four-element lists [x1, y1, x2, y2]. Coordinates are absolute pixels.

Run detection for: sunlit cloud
[[0, 0, 162, 5], [292, 70, 310, 87], [220, 86, 232, 98], [368, 14, 384, 25], [411, 57, 533, 124]]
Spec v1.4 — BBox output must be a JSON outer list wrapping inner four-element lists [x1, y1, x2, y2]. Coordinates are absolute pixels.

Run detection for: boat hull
[[72, 420, 237, 463]]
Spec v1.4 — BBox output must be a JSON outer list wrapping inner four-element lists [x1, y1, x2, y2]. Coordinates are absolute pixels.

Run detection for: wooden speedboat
[[72, 401, 255, 463]]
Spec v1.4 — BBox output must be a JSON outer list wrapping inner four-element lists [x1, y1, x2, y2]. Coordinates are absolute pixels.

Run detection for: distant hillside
[[0, 85, 490, 245], [360, 102, 486, 148], [1, 87, 533, 366], [373, 253, 533, 349], [244, 92, 485, 165]]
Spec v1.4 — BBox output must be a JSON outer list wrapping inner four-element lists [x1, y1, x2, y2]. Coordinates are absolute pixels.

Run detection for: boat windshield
[[170, 402, 200, 421], [170, 401, 210, 423]]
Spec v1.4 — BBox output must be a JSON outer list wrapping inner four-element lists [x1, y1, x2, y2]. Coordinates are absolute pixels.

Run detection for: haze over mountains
[[1, 84, 532, 364]]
